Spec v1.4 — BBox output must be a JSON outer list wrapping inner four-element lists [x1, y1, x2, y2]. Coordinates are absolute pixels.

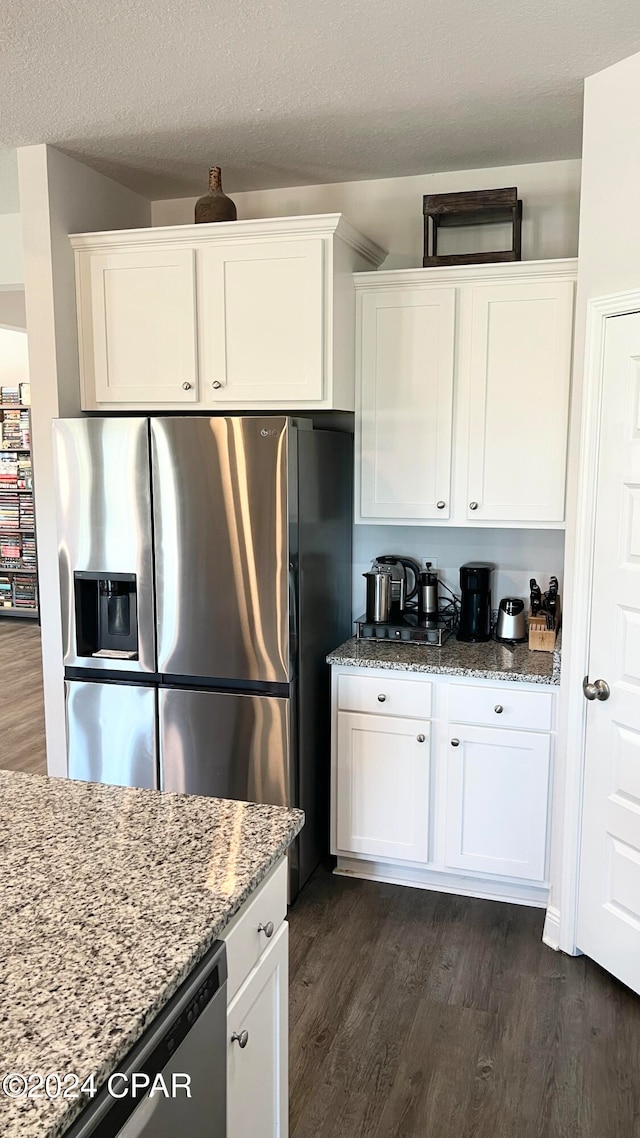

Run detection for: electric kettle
[[373, 555, 421, 612]]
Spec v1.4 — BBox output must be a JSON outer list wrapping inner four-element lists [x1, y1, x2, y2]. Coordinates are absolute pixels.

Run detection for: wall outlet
[[422, 557, 438, 570]]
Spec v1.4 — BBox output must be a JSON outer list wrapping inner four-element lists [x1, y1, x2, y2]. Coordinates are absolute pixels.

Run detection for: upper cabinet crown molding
[[70, 212, 387, 265], [354, 257, 578, 291], [71, 214, 386, 412]]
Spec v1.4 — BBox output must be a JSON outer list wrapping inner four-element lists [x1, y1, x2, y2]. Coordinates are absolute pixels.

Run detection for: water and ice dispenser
[[74, 572, 139, 659]]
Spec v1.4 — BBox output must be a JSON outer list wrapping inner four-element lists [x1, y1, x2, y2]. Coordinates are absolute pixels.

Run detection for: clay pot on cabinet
[[194, 167, 237, 224]]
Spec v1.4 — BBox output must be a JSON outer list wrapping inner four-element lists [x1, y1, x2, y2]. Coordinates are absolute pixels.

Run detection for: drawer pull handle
[[469, 501, 478, 510], [231, 1030, 249, 1049], [258, 920, 275, 939], [212, 380, 223, 390], [416, 734, 426, 743], [182, 381, 192, 391], [494, 705, 504, 714], [451, 738, 460, 747], [377, 694, 386, 702], [436, 500, 446, 510]]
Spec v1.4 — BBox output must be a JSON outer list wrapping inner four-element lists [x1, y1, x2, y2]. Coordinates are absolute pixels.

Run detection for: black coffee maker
[[457, 563, 493, 642]]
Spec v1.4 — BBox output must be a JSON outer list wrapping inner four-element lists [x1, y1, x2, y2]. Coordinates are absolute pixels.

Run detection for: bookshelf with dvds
[[0, 383, 38, 619]]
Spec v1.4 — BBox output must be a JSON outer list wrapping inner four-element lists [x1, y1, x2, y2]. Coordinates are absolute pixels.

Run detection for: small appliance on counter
[[457, 562, 493, 642], [372, 555, 421, 612], [362, 564, 393, 623], [356, 561, 457, 646], [495, 597, 527, 644]]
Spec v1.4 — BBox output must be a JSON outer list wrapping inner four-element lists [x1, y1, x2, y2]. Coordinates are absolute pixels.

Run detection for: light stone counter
[[328, 631, 561, 685], [0, 770, 303, 1138]]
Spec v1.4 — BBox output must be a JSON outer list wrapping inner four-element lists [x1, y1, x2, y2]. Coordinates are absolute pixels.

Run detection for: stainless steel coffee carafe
[[363, 566, 393, 622]]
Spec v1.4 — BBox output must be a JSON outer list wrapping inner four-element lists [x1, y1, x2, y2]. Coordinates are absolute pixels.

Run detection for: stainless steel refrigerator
[[53, 415, 352, 895]]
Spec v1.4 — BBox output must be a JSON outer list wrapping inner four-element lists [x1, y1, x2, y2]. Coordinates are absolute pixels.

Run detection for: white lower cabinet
[[331, 666, 555, 903], [444, 725, 551, 881], [227, 922, 289, 1138], [336, 712, 431, 862], [221, 860, 289, 1138]]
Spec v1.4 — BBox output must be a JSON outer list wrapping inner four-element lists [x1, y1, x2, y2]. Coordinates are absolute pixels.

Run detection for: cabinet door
[[227, 921, 288, 1138], [87, 248, 198, 404], [200, 239, 324, 403], [336, 711, 430, 862], [465, 280, 574, 522], [445, 724, 551, 880], [358, 287, 455, 521]]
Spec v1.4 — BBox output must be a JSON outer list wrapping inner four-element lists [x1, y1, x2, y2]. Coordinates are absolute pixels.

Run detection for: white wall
[[0, 290, 26, 330], [353, 525, 565, 620], [550, 48, 640, 939], [0, 327, 29, 384], [152, 159, 581, 267], [0, 214, 24, 286], [18, 144, 151, 777]]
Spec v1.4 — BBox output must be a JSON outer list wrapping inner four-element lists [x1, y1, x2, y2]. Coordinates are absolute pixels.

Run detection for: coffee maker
[[457, 563, 493, 642]]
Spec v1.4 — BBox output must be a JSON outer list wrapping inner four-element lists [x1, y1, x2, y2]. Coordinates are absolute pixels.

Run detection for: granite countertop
[[0, 771, 303, 1138], [327, 631, 561, 685]]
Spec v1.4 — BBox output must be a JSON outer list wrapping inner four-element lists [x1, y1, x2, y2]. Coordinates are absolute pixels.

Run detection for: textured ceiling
[[1, 0, 639, 199]]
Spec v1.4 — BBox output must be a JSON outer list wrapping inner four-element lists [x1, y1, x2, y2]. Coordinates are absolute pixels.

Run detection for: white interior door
[[578, 310, 640, 993]]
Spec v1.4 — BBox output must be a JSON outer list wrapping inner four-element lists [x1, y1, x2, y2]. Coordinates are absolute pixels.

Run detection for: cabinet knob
[[469, 501, 478, 511], [377, 693, 386, 702], [416, 734, 426, 743], [182, 381, 192, 391], [451, 738, 460, 747], [436, 501, 446, 510], [212, 380, 223, 390], [231, 1030, 249, 1049], [258, 920, 275, 939], [494, 704, 504, 714]]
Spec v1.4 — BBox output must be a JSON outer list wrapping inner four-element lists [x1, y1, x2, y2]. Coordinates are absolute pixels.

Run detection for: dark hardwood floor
[[0, 618, 47, 774], [289, 866, 640, 1138]]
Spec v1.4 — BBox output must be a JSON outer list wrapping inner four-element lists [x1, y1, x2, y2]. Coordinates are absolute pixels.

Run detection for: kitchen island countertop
[[327, 631, 561, 685], [0, 770, 303, 1138]]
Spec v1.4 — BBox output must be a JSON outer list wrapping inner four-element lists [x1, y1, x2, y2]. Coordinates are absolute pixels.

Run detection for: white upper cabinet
[[86, 248, 198, 404], [464, 280, 575, 523], [199, 238, 325, 404], [71, 216, 385, 412], [355, 260, 576, 528], [358, 287, 455, 520]]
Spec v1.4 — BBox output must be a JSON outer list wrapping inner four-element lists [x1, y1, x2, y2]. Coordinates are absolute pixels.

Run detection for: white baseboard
[[334, 856, 549, 908], [542, 904, 561, 950]]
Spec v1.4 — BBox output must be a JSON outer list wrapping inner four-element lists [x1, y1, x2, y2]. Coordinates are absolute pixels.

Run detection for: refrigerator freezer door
[[159, 687, 291, 806], [66, 681, 158, 790], [151, 417, 291, 683], [53, 418, 155, 673]]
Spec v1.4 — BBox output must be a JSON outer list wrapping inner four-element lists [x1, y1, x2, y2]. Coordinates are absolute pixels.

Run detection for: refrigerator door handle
[[289, 560, 298, 677]]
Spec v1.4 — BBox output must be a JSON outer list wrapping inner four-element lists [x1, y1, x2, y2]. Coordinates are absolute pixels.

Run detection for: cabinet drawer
[[448, 684, 553, 731], [221, 858, 287, 1002], [338, 673, 432, 719]]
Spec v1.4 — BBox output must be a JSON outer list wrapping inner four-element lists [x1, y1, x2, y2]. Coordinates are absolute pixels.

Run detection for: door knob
[[583, 676, 610, 701], [469, 501, 478, 510], [212, 380, 223, 389], [258, 921, 275, 938], [436, 501, 446, 510], [182, 382, 192, 390], [231, 1030, 249, 1049], [416, 734, 426, 743], [451, 738, 460, 747]]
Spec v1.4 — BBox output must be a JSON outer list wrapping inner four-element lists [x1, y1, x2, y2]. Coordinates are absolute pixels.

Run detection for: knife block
[[528, 600, 561, 652]]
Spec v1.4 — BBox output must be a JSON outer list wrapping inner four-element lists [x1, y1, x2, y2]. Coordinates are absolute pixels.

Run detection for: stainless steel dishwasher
[[65, 940, 227, 1137]]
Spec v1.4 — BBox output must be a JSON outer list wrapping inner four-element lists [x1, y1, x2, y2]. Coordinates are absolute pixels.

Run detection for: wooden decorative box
[[423, 187, 523, 267]]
